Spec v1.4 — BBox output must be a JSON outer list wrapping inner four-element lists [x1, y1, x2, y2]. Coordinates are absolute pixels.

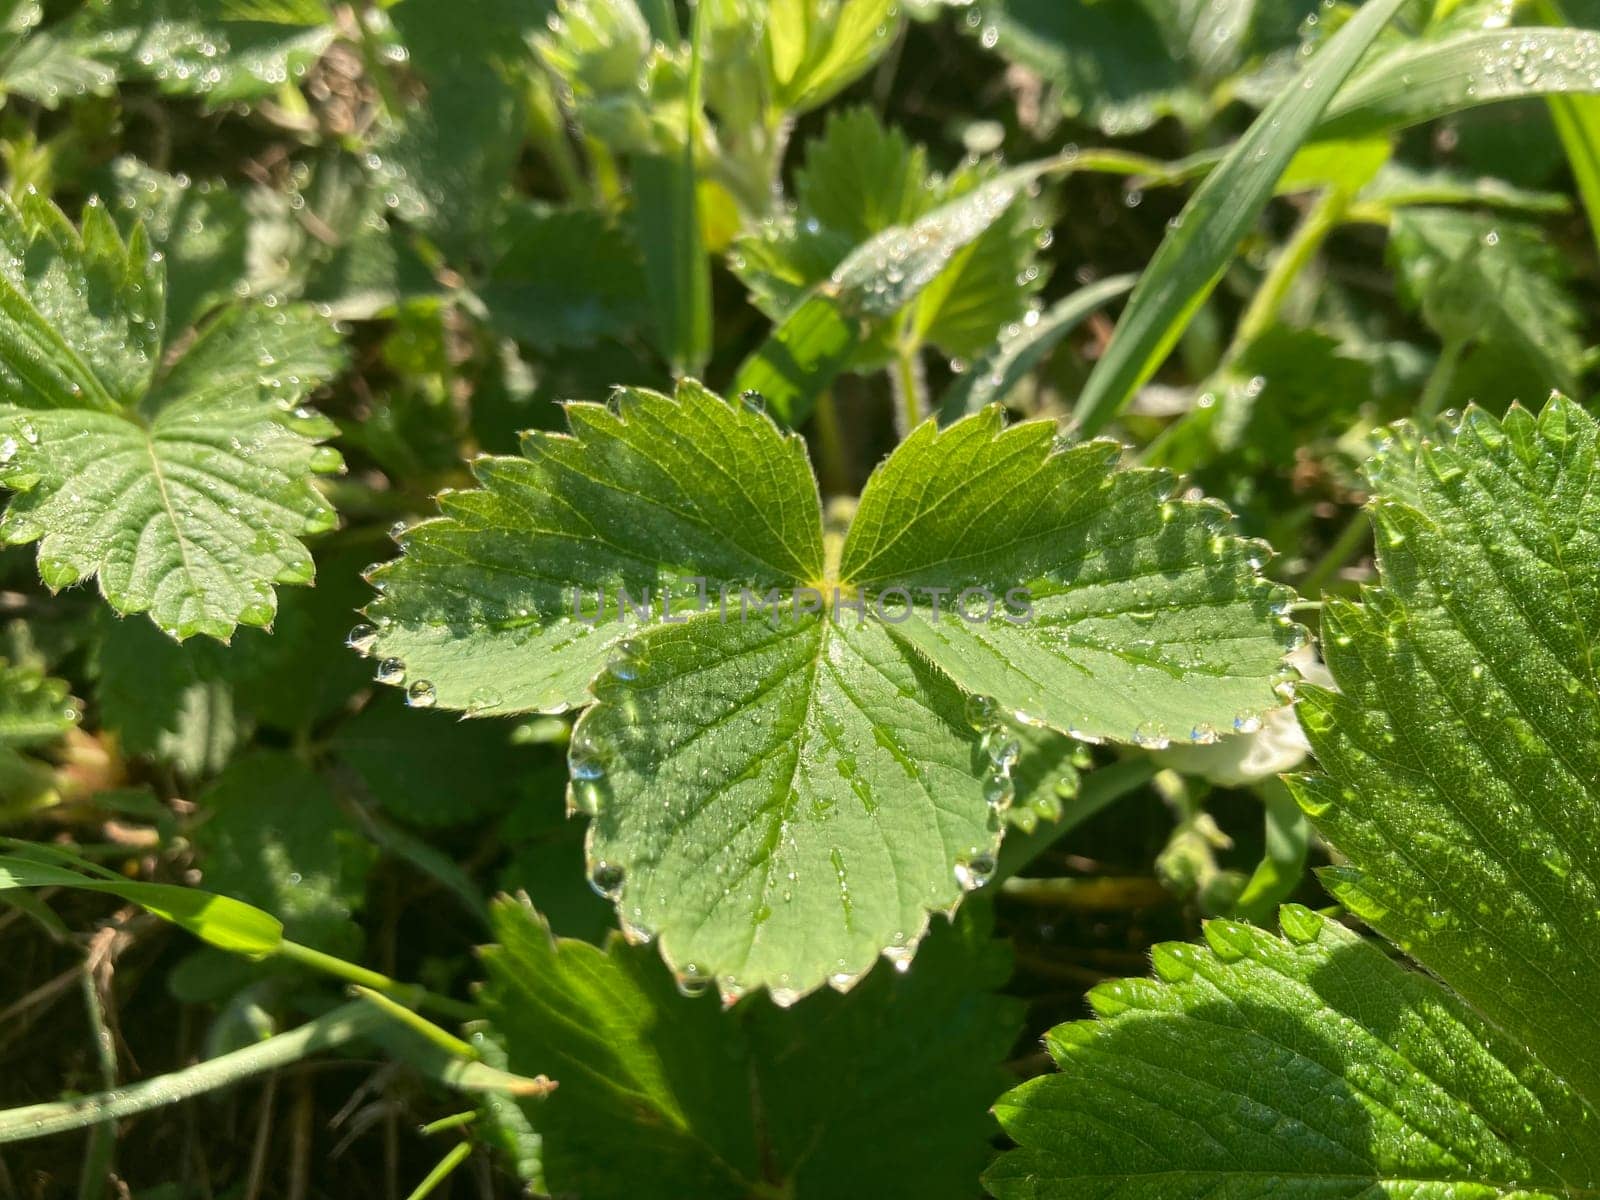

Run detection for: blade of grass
[[0, 1001, 387, 1145], [0, 855, 283, 956], [1071, 0, 1408, 437], [1317, 25, 1600, 139], [1532, 1, 1600, 261], [0, 848, 476, 1021], [937, 274, 1136, 423]]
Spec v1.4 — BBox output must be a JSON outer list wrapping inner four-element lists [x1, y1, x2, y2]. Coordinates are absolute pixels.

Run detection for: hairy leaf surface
[[369, 382, 1295, 998], [0, 192, 346, 639], [988, 396, 1600, 1193]]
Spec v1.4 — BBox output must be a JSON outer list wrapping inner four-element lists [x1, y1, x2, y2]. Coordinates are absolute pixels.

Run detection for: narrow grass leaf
[[1071, 0, 1407, 436]]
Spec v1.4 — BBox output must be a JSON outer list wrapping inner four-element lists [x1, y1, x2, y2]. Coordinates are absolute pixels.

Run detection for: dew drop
[[983, 774, 1015, 812], [607, 637, 643, 682], [374, 657, 405, 685], [982, 729, 1020, 771], [964, 693, 999, 731], [674, 963, 713, 997], [1132, 720, 1170, 749], [345, 623, 378, 653], [405, 679, 436, 707], [590, 861, 625, 901], [954, 852, 997, 891]]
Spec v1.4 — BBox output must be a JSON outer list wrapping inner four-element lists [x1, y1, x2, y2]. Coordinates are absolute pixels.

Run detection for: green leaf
[[764, 0, 901, 116], [987, 395, 1600, 1191], [93, 610, 243, 776], [366, 380, 824, 717], [0, 851, 283, 955], [0, 2, 114, 107], [734, 157, 1056, 426], [479, 897, 1021, 1199], [961, 0, 1193, 137], [0, 656, 79, 816], [0, 656, 77, 748], [1072, 0, 1409, 437], [938, 274, 1135, 423], [1319, 26, 1600, 139], [330, 693, 535, 829], [0, 192, 346, 640], [838, 410, 1300, 747], [77, 0, 334, 108], [480, 204, 649, 353], [1388, 207, 1584, 400], [632, 4, 711, 377], [731, 111, 1051, 410], [987, 908, 1600, 1198], [383, 0, 543, 257], [1295, 396, 1600, 1104], [191, 751, 375, 953], [731, 107, 927, 321], [107, 158, 251, 332], [368, 382, 1296, 998]]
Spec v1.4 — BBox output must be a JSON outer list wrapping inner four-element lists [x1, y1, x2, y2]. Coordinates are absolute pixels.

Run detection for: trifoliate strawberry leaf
[[479, 897, 1021, 1200], [366, 381, 1297, 1000], [987, 394, 1600, 1192], [0, 192, 346, 641]]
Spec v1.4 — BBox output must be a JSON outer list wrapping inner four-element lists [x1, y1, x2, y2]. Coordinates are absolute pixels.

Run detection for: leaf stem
[[891, 340, 928, 439], [1232, 187, 1351, 353], [403, 1142, 473, 1200], [994, 759, 1160, 885], [1300, 507, 1372, 599], [276, 941, 477, 1023], [1418, 336, 1465, 421], [0, 1001, 386, 1145]]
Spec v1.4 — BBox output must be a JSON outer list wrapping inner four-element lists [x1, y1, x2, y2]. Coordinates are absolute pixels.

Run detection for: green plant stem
[[891, 340, 928, 438], [994, 759, 1160, 886], [276, 941, 477, 1023], [76, 968, 117, 1198], [418, 1111, 477, 1137], [812, 388, 850, 496], [403, 1142, 473, 1200], [999, 874, 1169, 909], [1300, 507, 1372, 599], [1418, 336, 1466, 421], [1232, 187, 1351, 352], [0, 1001, 386, 1145]]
